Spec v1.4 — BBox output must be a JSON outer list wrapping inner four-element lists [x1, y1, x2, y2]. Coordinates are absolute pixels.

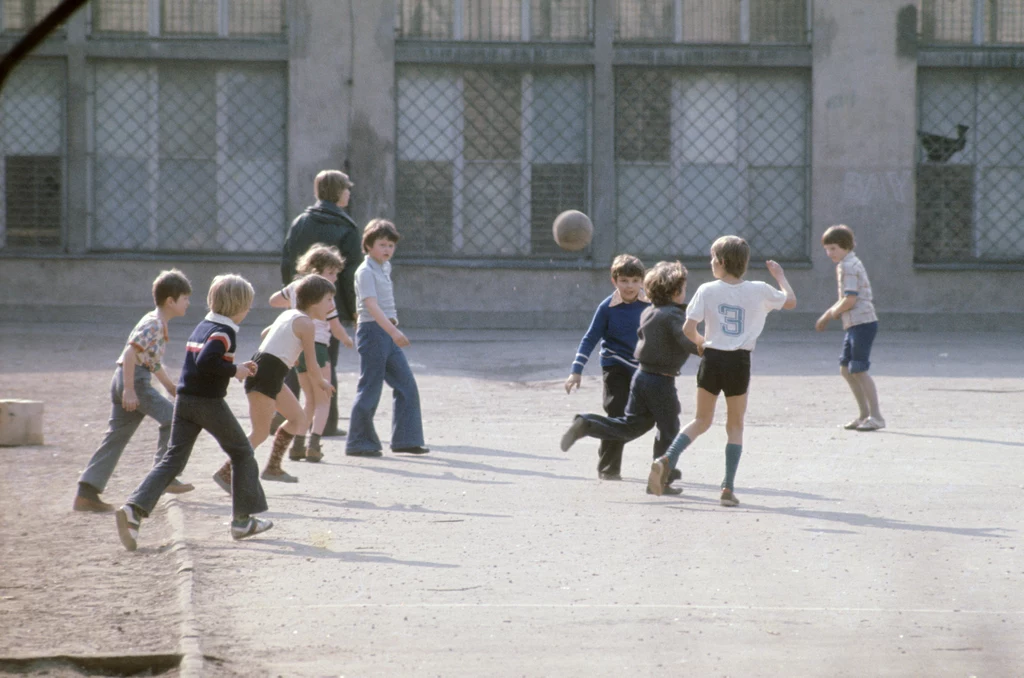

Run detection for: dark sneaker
[[261, 468, 299, 483], [164, 478, 195, 495], [304, 444, 323, 463], [649, 484, 682, 496], [231, 516, 274, 540], [73, 495, 114, 513], [346, 449, 383, 457], [288, 449, 306, 462], [646, 457, 670, 496], [720, 489, 740, 507], [560, 417, 588, 452], [598, 472, 622, 481], [667, 469, 682, 485], [115, 504, 142, 551], [393, 446, 430, 455], [321, 427, 347, 437], [212, 470, 232, 495]]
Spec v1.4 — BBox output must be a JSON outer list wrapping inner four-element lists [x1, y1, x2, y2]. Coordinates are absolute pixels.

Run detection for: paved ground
[[1, 321, 1022, 676]]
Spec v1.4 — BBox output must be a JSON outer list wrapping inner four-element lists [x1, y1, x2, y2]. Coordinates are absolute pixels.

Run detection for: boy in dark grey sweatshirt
[[560, 262, 700, 493]]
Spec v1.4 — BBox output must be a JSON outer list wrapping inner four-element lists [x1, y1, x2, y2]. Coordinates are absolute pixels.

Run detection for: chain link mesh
[[615, 0, 807, 43], [90, 61, 286, 253], [396, 0, 590, 40], [615, 68, 809, 260], [919, 0, 1024, 44], [396, 65, 591, 257], [0, 60, 65, 250], [916, 69, 1024, 263], [1, 0, 61, 32], [91, 0, 284, 36]]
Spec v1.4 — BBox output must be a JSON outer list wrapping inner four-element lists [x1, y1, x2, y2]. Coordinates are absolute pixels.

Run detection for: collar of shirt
[[609, 289, 649, 307], [364, 256, 392, 277], [205, 312, 240, 332]]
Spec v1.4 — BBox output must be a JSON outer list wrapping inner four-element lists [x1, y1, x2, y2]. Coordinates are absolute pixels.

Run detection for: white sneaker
[[116, 505, 141, 551], [231, 516, 274, 540], [856, 417, 886, 432]]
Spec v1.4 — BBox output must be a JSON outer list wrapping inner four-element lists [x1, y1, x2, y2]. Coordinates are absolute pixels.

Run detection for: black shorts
[[243, 352, 290, 399], [696, 348, 751, 397]]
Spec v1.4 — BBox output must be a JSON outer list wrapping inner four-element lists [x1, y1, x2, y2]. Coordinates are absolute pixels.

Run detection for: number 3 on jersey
[[718, 304, 745, 336]]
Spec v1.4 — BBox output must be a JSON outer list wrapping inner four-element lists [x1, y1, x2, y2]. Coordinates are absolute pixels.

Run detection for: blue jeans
[[346, 321, 424, 453], [840, 321, 878, 373], [79, 366, 172, 493], [127, 394, 267, 518], [578, 371, 681, 460]]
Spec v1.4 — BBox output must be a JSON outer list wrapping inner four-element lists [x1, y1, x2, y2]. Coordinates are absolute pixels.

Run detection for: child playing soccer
[[561, 261, 700, 491], [269, 244, 353, 462], [74, 269, 194, 513], [815, 224, 885, 431], [563, 254, 649, 480], [345, 219, 428, 457], [213, 275, 335, 489], [648, 236, 796, 506], [116, 274, 269, 550]]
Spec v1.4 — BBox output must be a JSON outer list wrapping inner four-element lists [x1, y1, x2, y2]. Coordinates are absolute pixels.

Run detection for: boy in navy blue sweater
[[564, 254, 648, 479], [116, 274, 271, 551]]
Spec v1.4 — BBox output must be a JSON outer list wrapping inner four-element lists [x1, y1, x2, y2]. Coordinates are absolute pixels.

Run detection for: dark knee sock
[[665, 434, 692, 468], [268, 429, 295, 468], [309, 433, 322, 450], [291, 434, 306, 452], [723, 443, 743, 491]]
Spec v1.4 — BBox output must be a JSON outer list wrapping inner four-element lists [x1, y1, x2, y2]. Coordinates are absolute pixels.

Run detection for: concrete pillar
[[590, 0, 616, 265], [810, 1, 918, 310], [287, 0, 395, 230], [64, 9, 88, 254]]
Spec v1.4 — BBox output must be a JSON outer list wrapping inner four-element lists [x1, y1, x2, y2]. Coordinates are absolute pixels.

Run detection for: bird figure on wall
[[917, 124, 969, 163]]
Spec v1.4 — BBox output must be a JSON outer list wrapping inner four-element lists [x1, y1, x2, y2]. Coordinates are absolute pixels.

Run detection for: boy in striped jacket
[[116, 274, 271, 551]]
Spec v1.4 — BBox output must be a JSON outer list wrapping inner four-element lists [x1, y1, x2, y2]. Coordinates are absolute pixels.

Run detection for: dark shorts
[[296, 342, 330, 373], [840, 321, 878, 374], [696, 348, 751, 398], [243, 352, 290, 399]]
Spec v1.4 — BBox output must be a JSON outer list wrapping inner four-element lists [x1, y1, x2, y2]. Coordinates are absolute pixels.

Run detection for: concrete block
[[0, 399, 44, 446]]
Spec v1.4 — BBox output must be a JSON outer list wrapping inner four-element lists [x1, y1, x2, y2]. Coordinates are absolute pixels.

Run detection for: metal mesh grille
[[615, 0, 807, 43], [90, 61, 287, 253], [396, 65, 591, 257], [91, 0, 284, 36], [1, 0, 62, 32], [919, 0, 1024, 44], [0, 60, 65, 250], [615, 68, 809, 260], [916, 69, 1024, 263], [395, 0, 589, 40]]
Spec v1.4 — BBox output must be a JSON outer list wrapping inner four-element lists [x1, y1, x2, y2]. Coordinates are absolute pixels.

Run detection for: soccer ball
[[552, 210, 593, 251]]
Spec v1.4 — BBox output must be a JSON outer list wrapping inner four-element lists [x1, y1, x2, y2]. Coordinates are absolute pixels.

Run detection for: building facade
[[1, 0, 1022, 328]]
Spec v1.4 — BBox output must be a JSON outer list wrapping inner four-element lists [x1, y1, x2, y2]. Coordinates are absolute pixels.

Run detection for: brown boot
[[288, 435, 306, 462], [213, 462, 232, 495], [261, 429, 299, 483], [305, 438, 323, 463]]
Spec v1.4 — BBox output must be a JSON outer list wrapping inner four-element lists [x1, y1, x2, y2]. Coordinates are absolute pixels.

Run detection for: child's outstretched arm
[[119, 344, 140, 411], [329, 316, 353, 348], [816, 294, 857, 331], [154, 366, 177, 398], [363, 296, 409, 348], [766, 260, 797, 310], [268, 289, 291, 309], [682, 318, 704, 350], [565, 303, 609, 394]]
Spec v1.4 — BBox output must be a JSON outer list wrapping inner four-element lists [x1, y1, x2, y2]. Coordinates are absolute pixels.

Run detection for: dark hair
[[293, 274, 336, 311], [610, 254, 645, 280], [362, 218, 401, 253], [152, 269, 192, 307], [644, 261, 687, 307], [822, 224, 855, 251], [711, 235, 750, 278]]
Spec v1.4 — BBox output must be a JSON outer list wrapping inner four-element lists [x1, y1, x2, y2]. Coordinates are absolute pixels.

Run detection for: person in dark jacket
[[279, 170, 361, 438]]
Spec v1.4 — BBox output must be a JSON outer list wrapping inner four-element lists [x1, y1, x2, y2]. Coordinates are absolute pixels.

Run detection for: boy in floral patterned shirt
[[73, 269, 194, 512]]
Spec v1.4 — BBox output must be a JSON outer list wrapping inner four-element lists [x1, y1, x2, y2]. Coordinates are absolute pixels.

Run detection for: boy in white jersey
[[648, 236, 796, 506], [270, 244, 353, 462], [815, 224, 885, 431], [213, 275, 334, 489]]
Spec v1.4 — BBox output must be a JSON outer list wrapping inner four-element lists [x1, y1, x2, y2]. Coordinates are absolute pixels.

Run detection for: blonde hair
[[206, 274, 254, 317], [644, 261, 688, 306], [314, 170, 353, 204], [296, 243, 345, 277], [710, 235, 750, 278]]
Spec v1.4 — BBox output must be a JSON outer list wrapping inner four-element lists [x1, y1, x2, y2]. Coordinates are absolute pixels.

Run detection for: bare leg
[[851, 371, 884, 423], [840, 365, 870, 423], [310, 363, 332, 435], [297, 371, 318, 435], [723, 392, 747, 445]]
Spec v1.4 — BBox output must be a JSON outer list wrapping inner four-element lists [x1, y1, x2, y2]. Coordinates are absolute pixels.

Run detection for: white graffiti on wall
[[842, 170, 912, 206]]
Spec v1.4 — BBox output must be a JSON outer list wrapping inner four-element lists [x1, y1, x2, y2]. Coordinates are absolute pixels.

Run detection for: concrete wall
[[2, 0, 1022, 331]]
